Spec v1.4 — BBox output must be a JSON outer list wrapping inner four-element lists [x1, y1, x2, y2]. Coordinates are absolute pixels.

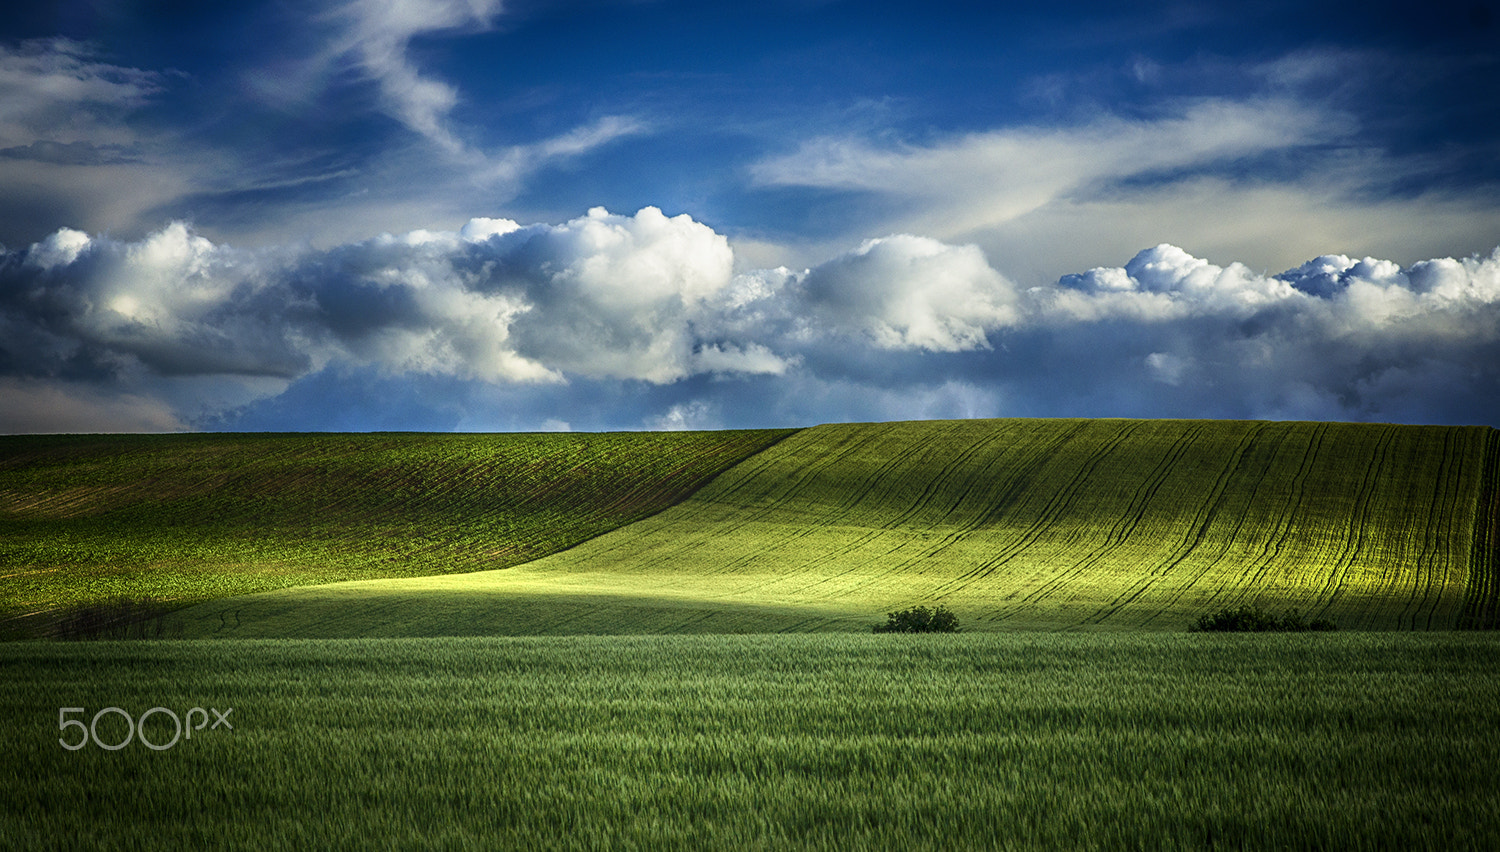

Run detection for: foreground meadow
[[4, 633, 1498, 850]]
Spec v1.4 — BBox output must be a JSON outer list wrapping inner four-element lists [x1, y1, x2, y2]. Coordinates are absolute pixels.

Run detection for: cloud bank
[[2, 208, 1497, 432]]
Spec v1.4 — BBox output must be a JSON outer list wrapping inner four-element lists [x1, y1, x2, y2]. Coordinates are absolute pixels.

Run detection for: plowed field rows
[[186, 418, 1497, 636], [1460, 428, 1500, 628], [0, 429, 793, 637]]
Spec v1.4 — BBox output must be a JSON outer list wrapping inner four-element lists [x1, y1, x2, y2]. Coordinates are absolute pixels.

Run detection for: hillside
[[176, 418, 1500, 637], [0, 429, 794, 638]]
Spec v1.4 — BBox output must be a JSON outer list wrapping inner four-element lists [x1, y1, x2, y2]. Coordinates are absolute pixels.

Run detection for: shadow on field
[[42, 598, 185, 641], [170, 583, 873, 639]]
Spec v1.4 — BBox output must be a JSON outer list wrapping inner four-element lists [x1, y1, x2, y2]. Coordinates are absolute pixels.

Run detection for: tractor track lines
[[1230, 422, 1328, 613], [1111, 422, 1279, 628], [1072, 421, 1248, 626], [1459, 428, 1500, 629], [970, 421, 1148, 598], [928, 420, 1106, 593], [1404, 428, 1460, 631], [1021, 421, 1207, 615], [512, 419, 1488, 635], [1315, 425, 1397, 626]]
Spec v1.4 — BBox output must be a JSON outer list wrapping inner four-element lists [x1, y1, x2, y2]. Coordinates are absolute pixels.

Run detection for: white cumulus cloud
[[797, 235, 1018, 351], [0, 207, 787, 397], [2, 207, 1498, 431]]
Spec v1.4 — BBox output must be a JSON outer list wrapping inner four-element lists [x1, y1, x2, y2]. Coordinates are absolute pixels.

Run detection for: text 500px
[[58, 706, 233, 751]]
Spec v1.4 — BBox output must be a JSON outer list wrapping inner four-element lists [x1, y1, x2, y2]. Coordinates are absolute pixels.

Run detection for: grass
[[173, 418, 1498, 638], [4, 632, 1498, 850], [0, 429, 793, 638], [8, 419, 1498, 847]]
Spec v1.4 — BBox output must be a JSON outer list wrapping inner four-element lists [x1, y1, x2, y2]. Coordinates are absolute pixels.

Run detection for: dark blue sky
[[0, 1, 1497, 432]]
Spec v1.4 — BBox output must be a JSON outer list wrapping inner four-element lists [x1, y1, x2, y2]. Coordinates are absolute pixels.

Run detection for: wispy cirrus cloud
[[0, 19, 645, 252], [0, 38, 164, 147], [319, 0, 645, 177], [0, 38, 202, 246], [751, 98, 1338, 239], [323, 0, 504, 156]]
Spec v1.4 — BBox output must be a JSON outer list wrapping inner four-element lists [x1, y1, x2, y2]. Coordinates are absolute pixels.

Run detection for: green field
[[0, 429, 793, 638], [6, 418, 1499, 849], [5, 633, 1498, 850], [168, 418, 1499, 638]]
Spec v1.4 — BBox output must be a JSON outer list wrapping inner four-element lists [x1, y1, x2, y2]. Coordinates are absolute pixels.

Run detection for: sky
[[0, 0, 1497, 433]]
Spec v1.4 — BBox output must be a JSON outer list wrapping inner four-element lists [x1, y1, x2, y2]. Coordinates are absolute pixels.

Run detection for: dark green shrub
[[1191, 604, 1336, 632], [873, 605, 960, 633]]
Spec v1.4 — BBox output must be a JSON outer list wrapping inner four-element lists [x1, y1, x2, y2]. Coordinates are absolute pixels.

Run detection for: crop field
[[4, 633, 1498, 850], [178, 418, 1499, 638], [6, 419, 1499, 849], [0, 429, 793, 638], [1460, 427, 1500, 628]]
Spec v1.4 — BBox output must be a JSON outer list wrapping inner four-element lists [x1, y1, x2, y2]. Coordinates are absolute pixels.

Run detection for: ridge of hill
[[176, 418, 1500, 637]]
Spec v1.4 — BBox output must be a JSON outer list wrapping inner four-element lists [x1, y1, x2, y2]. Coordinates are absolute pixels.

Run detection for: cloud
[[0, 27, 646, 256], [647, 400, 720, 431], [1011, 242, 1500, 422], [748, 88, 1498, 287], [752, 98, 1337, 241], [0, 140, 138, 166], [319, 0, 645, 177], [325, 0, 503, 155], [480, 115, 648, 185], [470, 205, 741, 382], [1048, 243, 1299, 322], [975, 172, 1500, 288], [0, 39, 202, 246], [797, 235, 1019, 351], [3, 207, 1498, 432], [0, 208, 788, 417], [1, 223, 318, 380], [0, 38, 164, 147], [0, 378, 184, 433]]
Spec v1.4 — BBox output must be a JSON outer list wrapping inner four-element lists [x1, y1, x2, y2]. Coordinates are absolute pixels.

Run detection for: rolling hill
[[0, 429, 794, 638], [168, 418, 1500, 637]]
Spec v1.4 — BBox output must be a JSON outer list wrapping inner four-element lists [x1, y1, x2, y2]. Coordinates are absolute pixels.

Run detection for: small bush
[[873, 605, 960, 633], [1191, 604, 1336, 632]]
